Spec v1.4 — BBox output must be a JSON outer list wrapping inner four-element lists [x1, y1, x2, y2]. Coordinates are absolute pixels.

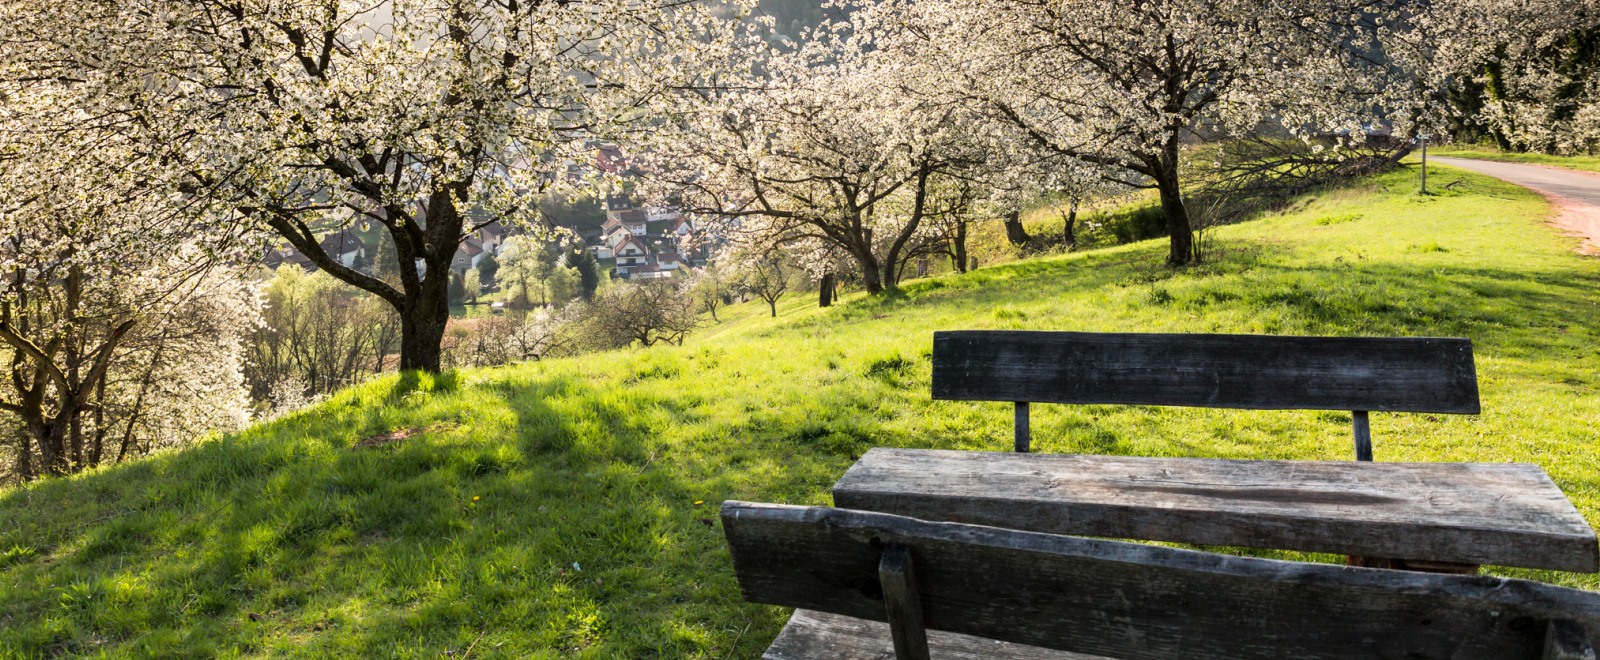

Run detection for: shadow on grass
[[883, 235, 1597, 349], [844, 235, 1600, 497], [0, 370, 814, 656]]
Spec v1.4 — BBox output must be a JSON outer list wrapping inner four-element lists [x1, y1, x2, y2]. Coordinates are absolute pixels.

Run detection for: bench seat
[[833, 448, 1600, 572], [764, 610, 1105, 660]]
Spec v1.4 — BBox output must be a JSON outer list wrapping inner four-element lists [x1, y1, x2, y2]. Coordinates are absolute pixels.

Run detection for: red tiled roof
[[614, 234, 647, 254]]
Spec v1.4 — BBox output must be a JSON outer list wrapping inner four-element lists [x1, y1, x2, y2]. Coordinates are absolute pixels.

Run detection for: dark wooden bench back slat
[[722, 501, 1600, 660], [932, 331, 1480, 414]]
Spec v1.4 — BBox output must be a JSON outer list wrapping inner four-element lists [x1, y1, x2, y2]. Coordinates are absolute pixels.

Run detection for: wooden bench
[[723, 501, 1600, 659], [932, 330, 1480, 458], [927, 330, 1496, 571]]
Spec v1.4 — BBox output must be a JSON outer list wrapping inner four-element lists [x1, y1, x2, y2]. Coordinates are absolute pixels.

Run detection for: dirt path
[[1431, 156, 1600, 256]]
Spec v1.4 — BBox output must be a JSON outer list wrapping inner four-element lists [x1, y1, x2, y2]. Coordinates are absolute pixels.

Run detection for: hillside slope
[[3, 167, 1599, 657], [1431, 144, 1600, 174]]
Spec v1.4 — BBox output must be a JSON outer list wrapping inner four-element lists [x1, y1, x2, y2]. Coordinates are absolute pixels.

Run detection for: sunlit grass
[[1432, 144, 1600, 174], [2, 166, 1599, 656]]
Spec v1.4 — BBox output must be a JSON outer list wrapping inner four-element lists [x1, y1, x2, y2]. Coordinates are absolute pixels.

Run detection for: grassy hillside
[[4, 166, 1600, 657], [1432, 144, 1600, 174]]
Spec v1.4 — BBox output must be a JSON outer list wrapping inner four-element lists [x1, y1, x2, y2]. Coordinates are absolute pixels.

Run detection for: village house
[[595, 143, 626, 174], [657, 250, 683, 271], [260, 228, 370, 274], [476, 221, 507, 253], [261, 248, 285, 270], [579, 148, 706, 280], [452, 237, 487, 273], [603, 208, 649, 236], [612, 234, 649, 276], [442, 216, 516, 274], [318, 229, 367, 269], [600, 208, 698, 280]]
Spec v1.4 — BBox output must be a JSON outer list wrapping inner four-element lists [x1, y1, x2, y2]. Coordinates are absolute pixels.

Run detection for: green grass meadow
[[2, 166, 1600, 656], [1432, 144, 1600, 174]]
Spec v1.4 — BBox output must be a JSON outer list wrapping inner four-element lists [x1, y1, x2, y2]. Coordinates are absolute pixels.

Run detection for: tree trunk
[[852, 223, 889, 295], [883, 166, 933, 290], [398, 290, 449, 372], [25, 415, 58, 477], [391, 187, 466, 373], [3, 309, 134, 479], [768, 299, 777, 317], [89, 374, 108, 467], [16, 431, 32, 481], [819, 272, 834, 307], [1002, 209, 1031, 247], [1152, 144, 1194, 265], [42, 417, 74, 476], [850, 227, 887, 295], [1482, 50, 1517, 151], [858, 255, 885, 294], [951, 221, 968, 273], [69, 402, 84, 470], [14, 363, 94, 477], [1062, 199, 1078, 249]]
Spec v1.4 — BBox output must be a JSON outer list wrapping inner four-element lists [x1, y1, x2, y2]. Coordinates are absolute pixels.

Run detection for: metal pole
[[1420, 134, 1428, 195]]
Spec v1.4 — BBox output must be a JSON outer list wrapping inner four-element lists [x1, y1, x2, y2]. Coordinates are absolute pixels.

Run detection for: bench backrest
[[722, 501, 1600, 660], [931, 330, 1479, 455], [932, 330, 1479, 411]]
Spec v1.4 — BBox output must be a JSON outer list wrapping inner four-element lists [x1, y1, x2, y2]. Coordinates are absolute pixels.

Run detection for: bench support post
[[1347, 408, 1482, 573], [1352, 410, 1372, 461], [1014, 402, 1030, 453], [1544, 620, 1596, 660], [878, 544, 931, 660]]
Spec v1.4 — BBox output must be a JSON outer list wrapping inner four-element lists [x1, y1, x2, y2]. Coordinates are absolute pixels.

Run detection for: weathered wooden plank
[[832, 449, 1599, 572], [761, 610, 1093, 659], [762, 610, 1107, 660], [931, 331, 1480, 413], [878, 545, 930, 660], [1544, 620, 1597, 660], [723, 501, 1600, 660]]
